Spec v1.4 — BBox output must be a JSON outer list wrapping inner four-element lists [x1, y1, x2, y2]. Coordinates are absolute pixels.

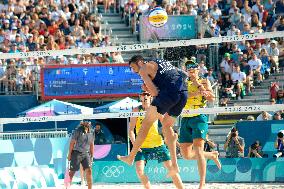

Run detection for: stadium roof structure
[[93, 97, 141, 113]]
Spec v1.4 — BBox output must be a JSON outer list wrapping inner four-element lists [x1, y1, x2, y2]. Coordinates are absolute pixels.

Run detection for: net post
[[126, 117, 130, 155], [0, 123, 3, 133]]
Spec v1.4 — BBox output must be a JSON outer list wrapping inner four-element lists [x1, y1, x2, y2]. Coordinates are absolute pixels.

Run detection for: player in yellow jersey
[[129, 91, 184, 189], [179, 58, 221, 189]]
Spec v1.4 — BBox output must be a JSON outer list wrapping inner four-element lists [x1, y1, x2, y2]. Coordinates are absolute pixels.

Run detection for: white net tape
[[0, 31, 283, 60], [0, 104, 283, 124]]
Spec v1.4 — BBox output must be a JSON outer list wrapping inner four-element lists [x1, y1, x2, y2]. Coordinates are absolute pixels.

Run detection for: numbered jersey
[[152, 59, 186, 92]]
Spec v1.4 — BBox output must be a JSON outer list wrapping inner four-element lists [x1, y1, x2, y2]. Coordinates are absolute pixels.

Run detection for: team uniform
[[151, 59, 188, 117], [134, 106, 170, 163], [179, 79, 208, 143]]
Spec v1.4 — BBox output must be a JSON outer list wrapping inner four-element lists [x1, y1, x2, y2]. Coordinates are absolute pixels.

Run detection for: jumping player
[[130, 91, 184, 189], [118, 55, 188, 176], [179, 59, 221, 189]]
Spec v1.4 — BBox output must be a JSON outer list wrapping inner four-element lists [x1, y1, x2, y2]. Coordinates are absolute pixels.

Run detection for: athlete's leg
[[85, 167, 92, 189], [81, 153, 93, 189], [161, 114, 179, 176], [80, 164, 85, 185], [162, 90, 188, 176], [118, 105, 161, 165], [68, 151, 81, 186], [193, 138, 206, 189], [135, 160, 151, 189], [163, 160, 184, 189], [180, 143, 221, 169]]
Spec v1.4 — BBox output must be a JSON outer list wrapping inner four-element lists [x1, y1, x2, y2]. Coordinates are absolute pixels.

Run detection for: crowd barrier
[[93, 158, 284, 183], [0, 136, 284, 187], [1, 158, 283, 188], [0, 137, 127, 179], [0, 166, 59, 189]]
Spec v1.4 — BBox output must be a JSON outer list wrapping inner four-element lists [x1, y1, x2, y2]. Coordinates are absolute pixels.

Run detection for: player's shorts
[[152, 90, 188, 117], [179, 114, 208, 143], [70, 150, 92, 171], [134, 145, 171, 163]]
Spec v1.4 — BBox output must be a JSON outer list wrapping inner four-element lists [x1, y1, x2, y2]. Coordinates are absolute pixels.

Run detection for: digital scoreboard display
[[41, 64, 143, 100]]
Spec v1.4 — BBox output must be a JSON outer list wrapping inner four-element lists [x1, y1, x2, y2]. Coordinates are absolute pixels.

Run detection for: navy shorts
[[152, 90, 188, 117], [70, 151, 92, 172]]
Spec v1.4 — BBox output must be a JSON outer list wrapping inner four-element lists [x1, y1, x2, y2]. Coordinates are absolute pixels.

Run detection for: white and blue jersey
[[152, 59, 187, 93], [150, 59, 188, 117]]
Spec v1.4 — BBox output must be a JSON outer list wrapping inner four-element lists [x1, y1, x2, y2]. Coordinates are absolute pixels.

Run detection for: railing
[[0, 130, 68, 140], [0, 64, 40, 97], [207, 82, 219, 122]]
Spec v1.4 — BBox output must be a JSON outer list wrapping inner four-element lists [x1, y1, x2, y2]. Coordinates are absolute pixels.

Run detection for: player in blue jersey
[[118, 55, 188, 176]]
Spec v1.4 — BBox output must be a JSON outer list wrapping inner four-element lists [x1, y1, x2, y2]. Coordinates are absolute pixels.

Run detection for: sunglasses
[[186, 64, 199, 70], [141, 93, 151, 96]]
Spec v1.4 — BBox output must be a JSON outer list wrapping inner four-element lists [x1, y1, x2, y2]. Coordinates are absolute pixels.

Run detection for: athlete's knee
[[181, 151, 193, 160], [136, 169, 145, 178], [142, 118, 155, 128], [162, 126, 175, 138], [161, 117, 175, 128], [181, 153, 191, 160], [194, 146, 204, 159], [85, 168, 92, 176]]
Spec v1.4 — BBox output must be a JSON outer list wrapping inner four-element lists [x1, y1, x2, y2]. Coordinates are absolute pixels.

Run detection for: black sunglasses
[[186, 64, 198, 70], [141, 93, 151, 96]]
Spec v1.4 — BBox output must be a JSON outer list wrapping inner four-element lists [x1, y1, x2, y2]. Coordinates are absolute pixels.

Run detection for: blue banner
[[41, 64, 143, 100], [1, 137, 284, 184], [93, 158, 284, 183], [140, 15, 196, 43]]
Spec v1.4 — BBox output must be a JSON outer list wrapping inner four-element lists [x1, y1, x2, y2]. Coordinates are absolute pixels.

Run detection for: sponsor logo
[[102, 166, 124, 177]]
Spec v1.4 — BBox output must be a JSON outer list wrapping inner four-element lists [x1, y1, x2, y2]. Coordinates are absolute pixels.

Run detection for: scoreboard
[[41, 64, 143, 100]]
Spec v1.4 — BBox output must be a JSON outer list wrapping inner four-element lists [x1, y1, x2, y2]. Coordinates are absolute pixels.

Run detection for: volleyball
[[148, 7, 168, 28]]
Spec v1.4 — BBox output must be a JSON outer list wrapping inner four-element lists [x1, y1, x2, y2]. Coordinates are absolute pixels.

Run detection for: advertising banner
[[93, 158, 284, 183], [0, 137, 284, 184], [140, 15, 196, 43]]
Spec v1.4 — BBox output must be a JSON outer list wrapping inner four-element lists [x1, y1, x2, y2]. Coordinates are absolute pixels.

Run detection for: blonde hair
[[247, 115, 255, 121]]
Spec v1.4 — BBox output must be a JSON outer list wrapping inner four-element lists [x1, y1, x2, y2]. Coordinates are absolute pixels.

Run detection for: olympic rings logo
[[102, 166, 125, 177]]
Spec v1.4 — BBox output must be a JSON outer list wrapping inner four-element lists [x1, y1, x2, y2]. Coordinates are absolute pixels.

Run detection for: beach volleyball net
[[0, 31, 283, 129]]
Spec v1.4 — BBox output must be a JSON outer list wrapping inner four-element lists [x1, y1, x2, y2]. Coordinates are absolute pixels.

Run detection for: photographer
[[224, 128, 245, 158], [247, 140, 263, 158], [94, 123, 107, 145], [274, 131, 284, 158]]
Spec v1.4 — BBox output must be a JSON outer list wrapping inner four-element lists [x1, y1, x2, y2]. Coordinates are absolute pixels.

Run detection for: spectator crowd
[[0, 0, 283, 102], [122, 0, 284, 105], [0, 0, 282, 161], [0, 0, 126, 94]]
